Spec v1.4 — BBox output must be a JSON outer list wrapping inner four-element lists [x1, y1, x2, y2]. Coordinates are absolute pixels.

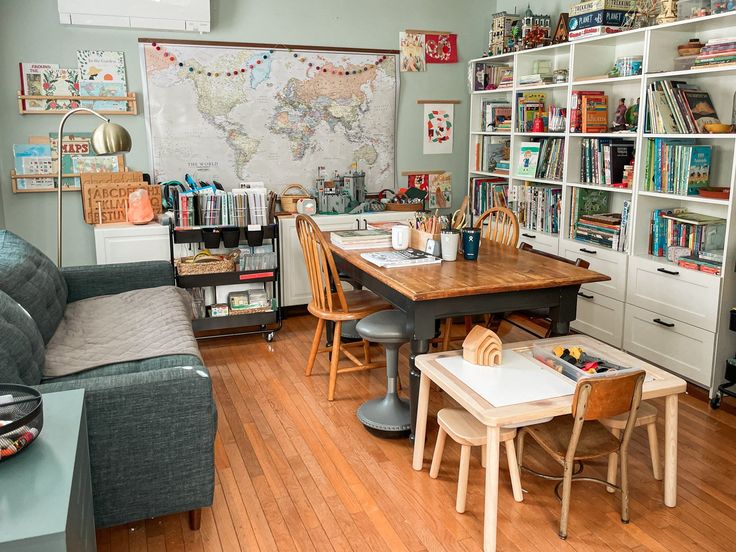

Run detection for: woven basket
[[279, 184, 311, 213], [385, 203, 424, 212], [175, 256, 235, 275]]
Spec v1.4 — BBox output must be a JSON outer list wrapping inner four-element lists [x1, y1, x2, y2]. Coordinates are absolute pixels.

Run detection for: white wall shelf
[[466, 11, 736, 395]]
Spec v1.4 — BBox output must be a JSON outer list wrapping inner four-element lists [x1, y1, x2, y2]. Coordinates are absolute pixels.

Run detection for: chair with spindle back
[[295, 215, 390, 400], [441, 207, 520, 350], [517, 370, 646, 540]]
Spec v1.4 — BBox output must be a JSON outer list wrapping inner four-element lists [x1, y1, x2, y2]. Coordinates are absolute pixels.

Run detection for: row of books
[[579, 138, 634, 188], [474, 62, 513, 91], [516, 92, 546, 132], [645, 80, 719, 134], [643, 139, 711, 195], [173, 187, 276, 228], [692, 37, 736, 69], [569, 90, 608, 133], [481, 100, 512, 132], [649, 209, 725, 273], [569, 188, 630, 252], [517, 139, 565, 181], [19, 50, 128, 112], [473, 137, 509, 173], [470, 177, 508, 216], [13, 132, 122, 190], [507, 184, 562, 234]]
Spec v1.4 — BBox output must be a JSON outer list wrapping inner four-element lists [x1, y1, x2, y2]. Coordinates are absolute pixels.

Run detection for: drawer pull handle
[[580, 248, 597, 255], [355, 218, 361, 229], [577, 292, 594, 300], [657, 267, 679, 276], [653, 318, 675, 328], [522, 233, 536, 239]]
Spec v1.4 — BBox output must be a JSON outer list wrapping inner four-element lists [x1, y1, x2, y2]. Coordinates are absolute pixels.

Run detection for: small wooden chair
[[517, 370, 646, 540], [441, 207, 519, 350], [296, 215, 390, 400], [502, 242, 590, 338], [602, 401, 661, 490], [430, 408, 523, 513]]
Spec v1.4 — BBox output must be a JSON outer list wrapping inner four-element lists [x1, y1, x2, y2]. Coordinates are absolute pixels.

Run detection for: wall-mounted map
[[139, 40, 398, 192]]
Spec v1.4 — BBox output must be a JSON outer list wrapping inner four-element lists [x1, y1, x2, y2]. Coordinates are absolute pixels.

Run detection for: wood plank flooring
[[98, 315, 736, 551]]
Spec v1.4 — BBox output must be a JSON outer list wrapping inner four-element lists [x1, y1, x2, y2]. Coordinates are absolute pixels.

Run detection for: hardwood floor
[[97, 315, 736, 551]]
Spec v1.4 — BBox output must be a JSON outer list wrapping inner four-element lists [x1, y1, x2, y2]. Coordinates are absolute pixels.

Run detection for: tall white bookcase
[[467, 12, 736, 397]]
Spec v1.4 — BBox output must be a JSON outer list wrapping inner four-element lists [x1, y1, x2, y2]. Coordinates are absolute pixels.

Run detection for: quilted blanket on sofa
[[44, 286, 201, 378]]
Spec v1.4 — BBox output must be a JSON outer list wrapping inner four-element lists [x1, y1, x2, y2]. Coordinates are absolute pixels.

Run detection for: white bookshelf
[[466, 12, 736, 397]]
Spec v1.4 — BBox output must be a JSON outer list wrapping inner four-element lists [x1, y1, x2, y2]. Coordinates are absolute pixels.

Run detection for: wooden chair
[[501, 242, 590, 339], [295, 215, 390, 400], [441, 207, 520, 350], [517, 370, 646, 540], [430, 408, 523, 513]]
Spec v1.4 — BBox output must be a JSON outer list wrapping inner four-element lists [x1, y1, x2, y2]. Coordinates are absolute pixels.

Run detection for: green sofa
[[0, 230, 216, 529]]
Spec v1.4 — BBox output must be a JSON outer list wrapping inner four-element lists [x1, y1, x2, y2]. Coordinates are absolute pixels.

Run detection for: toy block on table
[[463, 325, 503, 366]]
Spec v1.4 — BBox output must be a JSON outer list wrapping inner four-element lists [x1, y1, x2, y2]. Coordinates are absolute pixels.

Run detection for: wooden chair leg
[[429, 428, 447, 479], [607, 428, 622, 493], [647, 422, 662, 481], [456, 444, 471, 514], [481, 444, 487, 468], [464, 315, 473, 333], [505, 439, 524, 502], [327, 321, 342, 401], [516, 430, 526, 469], [188, 508, 201, 530], [620, 446, 631, 523], [559, 459, 574, 540], [306, 318, 325, 376], [363, 339, 371, 364], [442, 318, 453, 351]]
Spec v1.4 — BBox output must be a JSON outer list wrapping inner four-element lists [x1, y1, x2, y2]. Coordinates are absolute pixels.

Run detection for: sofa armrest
[[62, 261, 174, 302], [37, 365, 216, 527]]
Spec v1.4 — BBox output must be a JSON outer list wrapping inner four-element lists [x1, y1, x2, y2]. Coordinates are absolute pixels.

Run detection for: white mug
[[391, 225, 410, 250], [440, 230, 459, 261]]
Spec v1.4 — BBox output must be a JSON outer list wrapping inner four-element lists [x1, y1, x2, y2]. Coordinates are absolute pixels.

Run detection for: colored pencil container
[[0, 384, 43, 460]]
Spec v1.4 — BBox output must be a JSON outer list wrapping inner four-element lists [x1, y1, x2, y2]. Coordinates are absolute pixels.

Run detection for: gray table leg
[[549, 286, 579, 337], [409, 337, 430, 441]]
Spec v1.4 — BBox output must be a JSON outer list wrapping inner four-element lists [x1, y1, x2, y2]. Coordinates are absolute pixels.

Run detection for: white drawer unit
[[571, 289, 624, 348], [560, 239, 627, 302], [623, 303, 715, 387], [94, 222, 172, 264], [517, 230, 559, 256], [626, 255, 721, 332]]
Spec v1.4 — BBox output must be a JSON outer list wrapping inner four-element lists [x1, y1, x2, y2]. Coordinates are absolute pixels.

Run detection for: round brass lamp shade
[[91, 122, 132, 155]]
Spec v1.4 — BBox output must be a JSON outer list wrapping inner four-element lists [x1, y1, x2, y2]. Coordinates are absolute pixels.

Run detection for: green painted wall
[[0, 0, 492, 265]]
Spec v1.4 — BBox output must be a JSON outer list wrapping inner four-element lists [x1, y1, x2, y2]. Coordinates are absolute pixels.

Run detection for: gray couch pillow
[[0, 290, 45, 385], [0, 231, 67, 344]]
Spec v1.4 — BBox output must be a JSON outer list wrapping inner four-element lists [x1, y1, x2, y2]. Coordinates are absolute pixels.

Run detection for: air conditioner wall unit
[[58, 0, 210, 32]]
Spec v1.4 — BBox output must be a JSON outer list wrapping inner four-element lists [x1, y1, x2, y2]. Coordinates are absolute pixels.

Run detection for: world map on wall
[[140, 42, 398, 192]]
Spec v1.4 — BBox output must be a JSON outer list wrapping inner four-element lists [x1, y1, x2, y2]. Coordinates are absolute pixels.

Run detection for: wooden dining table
[[326, 235, 610, 437]]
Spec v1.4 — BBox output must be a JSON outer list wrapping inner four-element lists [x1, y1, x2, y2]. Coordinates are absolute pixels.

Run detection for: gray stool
[[355, 309, 412, 438]]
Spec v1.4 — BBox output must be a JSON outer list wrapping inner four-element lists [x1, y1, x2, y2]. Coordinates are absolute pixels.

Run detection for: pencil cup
[[462, 228, 480, 261], [392, 225, 410, 250], [440, 230, 459, 261]]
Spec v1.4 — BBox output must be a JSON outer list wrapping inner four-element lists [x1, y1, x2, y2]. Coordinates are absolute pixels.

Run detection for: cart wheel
[[264, 331, 275, 342], [710, 394, 722, 410]]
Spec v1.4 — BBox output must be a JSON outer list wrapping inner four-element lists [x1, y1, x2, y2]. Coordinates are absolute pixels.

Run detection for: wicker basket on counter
[[279, 184, 312, 213]]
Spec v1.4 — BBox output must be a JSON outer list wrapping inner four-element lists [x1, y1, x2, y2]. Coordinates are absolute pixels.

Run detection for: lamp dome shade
[[91, 122, 132, 155]]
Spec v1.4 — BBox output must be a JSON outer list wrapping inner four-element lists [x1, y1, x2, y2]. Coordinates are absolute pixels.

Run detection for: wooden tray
[[80, 172, 162, 224]]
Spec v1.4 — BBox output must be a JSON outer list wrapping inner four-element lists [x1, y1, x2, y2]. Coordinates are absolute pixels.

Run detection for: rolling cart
[[711, 307, 736, 409]]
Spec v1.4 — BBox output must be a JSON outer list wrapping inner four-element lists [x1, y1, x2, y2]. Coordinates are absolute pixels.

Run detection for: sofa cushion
[[44, 286, 201, 378], [0, 290, 45, 385], [0, 230, 67, 344]]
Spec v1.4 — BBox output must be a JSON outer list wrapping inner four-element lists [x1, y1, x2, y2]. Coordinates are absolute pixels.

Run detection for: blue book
[[687, 145, 712, 195]]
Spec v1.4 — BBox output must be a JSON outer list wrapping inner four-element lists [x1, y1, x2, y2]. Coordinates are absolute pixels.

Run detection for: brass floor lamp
[[56, 108, 132, 266]]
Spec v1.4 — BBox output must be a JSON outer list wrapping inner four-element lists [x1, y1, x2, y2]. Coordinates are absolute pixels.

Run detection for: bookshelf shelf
[[472, 88, 512, 95], [467, 11, 736, 394], [16, 91, 138, 116], [469, 170, 509, 178], [470, 131, 511, 136], [637, 190, 730, 205]]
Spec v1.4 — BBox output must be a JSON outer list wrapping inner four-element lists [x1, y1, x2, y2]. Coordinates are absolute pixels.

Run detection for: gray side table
[[0, 389, 96, 552]]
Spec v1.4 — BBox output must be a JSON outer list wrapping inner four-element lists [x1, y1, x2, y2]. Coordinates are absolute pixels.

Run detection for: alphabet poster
[[423, 103, 453, 155]]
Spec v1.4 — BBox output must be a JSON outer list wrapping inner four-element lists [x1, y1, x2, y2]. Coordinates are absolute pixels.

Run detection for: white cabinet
[[94, 222, 171, 264], [560, 239, 627, 302], [517, 230, 559, 256], [571, 289, 624, 348], [279, 212, 414, 307]]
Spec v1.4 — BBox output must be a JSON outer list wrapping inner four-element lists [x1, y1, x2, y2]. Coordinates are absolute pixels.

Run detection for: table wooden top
[[415, 335, 688, 427], [327, 235, 610, 302]]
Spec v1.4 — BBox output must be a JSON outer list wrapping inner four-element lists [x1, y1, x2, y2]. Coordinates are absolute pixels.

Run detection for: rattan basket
[[279, 184, 311, 213], [0, 384, 43, 460], [175, 256, 235, 275]]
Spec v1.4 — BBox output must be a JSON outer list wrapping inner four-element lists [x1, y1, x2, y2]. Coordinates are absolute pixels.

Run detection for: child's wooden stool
[[430, 407, 523, 513]]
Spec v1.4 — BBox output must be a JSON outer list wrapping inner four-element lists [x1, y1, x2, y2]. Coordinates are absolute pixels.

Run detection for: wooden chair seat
[[525, 415, 621, 461], [601, 401, 657, 429], [308, 290, 390, 321], [437, 408, 516, 446]]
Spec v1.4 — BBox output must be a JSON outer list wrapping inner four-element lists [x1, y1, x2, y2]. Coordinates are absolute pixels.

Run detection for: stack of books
[[508, 183, 562, 234], [330, 229, 392, 250], [474, 136, 510, 172], [497, 69, 514, 89], [569, 188, 630, 251], [568, 0, 631, 41], [649, 209, 725, 272], [519, 73, 553, 86], [494, 159, 511, 175], [569, 90, 604, 132], [517, 139, 565, 181], [692, 37, 736, 68], [646, 80, 720, 133], [516, 92, 546, 132], [581, 95, 609, 133], [481, 100, 512, 132], [579, 138, 635, 187], [470, 177, 508, 215], [643, 139, 711, 195]]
